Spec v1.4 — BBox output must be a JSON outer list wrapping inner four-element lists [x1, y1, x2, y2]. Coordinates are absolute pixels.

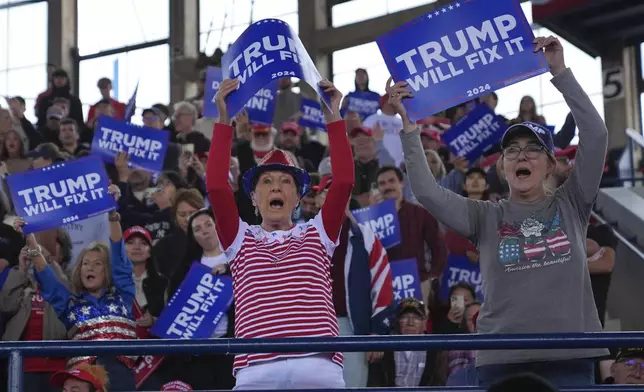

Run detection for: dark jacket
[[153, 228, 187, 279], [368, 346, 439, 387], [141, 268, 169, 318]]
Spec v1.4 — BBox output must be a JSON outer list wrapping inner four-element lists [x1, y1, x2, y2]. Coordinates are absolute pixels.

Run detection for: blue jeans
[[477, 359, 595, 387]]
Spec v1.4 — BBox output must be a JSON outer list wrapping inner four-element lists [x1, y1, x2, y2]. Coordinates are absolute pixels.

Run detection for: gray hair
[[424, 149, 446, 179], [173, 101, 198, 122]]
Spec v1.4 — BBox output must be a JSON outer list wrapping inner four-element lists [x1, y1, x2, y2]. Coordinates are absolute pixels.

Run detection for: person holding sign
[[392, 37, 608, 386], [16, 185, 138, 391], [207, 78, 354, 389]]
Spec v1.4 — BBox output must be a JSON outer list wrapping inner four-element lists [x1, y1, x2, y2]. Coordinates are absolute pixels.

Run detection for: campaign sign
[[221, 19, 330, 118], [351, 198, 401, 249], [244, 79, 278, 125], [7, 156, 116, 234], [376, 0, 548, 121], [441, 104, 508, 162], [203, 66, 223, 118], [93, 116, 169, 172], [299, 98, 326, 131], [150, 262, 233, 339], [346, 91, 381, 120], [390, 258, 423, 303], [439, 255, 484, 302], [546, 125, 555, 134]]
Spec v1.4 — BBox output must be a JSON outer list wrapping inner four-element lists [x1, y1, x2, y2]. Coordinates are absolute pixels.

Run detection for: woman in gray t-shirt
[[390, 36, 608, 386]]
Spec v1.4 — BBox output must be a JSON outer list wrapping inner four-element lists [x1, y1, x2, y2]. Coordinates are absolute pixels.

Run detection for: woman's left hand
[[136, 312, 155, 328], [107, 184, 121, 202], [319, 79, 343, 123], [534, 36, 566, 76]]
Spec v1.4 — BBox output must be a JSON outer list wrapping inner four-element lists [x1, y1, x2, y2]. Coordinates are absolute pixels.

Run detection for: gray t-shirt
[[401, 68, 609, 366]]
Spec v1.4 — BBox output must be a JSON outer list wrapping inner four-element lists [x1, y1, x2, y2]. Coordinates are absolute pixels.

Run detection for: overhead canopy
[[533, 0, 644, 57]]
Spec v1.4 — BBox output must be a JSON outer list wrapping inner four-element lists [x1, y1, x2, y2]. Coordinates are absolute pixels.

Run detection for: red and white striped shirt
[[226, 214, 342, 372]]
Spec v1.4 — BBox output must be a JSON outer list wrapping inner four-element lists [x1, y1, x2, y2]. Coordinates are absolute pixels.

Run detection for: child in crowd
[[50, 363, 110, 392]]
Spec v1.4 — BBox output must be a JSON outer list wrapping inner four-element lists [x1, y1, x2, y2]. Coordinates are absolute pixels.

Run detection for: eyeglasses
[[399, 314, 424, 324], [503, 144, 545, 160], [622, 359, 644, 371]]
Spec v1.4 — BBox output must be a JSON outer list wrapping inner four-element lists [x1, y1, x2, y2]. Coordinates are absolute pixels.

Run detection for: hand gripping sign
[[220, 19, 330, 118], [204, 67, 278, 124], [7, 156, 116, 234], [376, 0, 548, 121], [93, 116, 170, 173]]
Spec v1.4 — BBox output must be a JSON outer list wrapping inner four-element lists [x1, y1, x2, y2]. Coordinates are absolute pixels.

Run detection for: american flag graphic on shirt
[[498, 212, 571, 270]]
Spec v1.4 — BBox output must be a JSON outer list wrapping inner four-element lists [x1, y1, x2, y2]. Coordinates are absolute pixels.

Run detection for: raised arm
[[320, 80, 355, 243], [105, 185, 135, 305], [206, 79, 242, 250], [388, 78, 479, 238]]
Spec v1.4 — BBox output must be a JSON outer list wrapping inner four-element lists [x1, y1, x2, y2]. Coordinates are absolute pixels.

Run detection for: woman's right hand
[[385, 77, 415, 132], [211, 264, 228, 275], [215, 79, 240, 125]]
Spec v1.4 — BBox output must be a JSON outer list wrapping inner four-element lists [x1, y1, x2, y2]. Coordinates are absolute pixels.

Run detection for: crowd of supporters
[[0, 53, 641, 392]]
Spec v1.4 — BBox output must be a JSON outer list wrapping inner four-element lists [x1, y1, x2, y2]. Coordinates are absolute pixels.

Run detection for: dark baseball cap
[[396, 297, 426, 319], [26, 143, 66, 162], [152, 103, 170, 118], [501, 122, 555, 158], [615, 348, 644, 362], [465, 167, 487, 178], [142, 107, 162, 117]]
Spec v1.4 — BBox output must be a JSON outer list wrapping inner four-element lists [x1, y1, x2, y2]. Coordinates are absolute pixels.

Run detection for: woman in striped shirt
[[207, 78, 354, 390]]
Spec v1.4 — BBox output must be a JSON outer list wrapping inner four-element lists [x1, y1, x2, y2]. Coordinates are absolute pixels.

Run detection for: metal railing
[[4, 332, 644, 392]]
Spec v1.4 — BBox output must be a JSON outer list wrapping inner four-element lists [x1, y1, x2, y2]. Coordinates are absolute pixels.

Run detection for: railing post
[[629, 138, 636, 187], [7, 350, 22, 392]]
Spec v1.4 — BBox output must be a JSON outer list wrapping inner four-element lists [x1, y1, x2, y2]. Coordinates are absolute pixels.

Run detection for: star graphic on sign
[[434, 11, 440, 16], [427, 13, 432, 19], [455, 2, 461, 7], [108, 304, 118, 313], [81, 306, 90, 315], [442, 8, 447, 13], [449, 5, 454, 10]]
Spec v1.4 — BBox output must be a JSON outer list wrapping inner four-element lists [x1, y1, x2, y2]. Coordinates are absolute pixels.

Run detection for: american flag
[[124, 81, 139, 122], [499, 237, 521, 265], [545, 229, 571, 256], [524, 238, 547, 262]]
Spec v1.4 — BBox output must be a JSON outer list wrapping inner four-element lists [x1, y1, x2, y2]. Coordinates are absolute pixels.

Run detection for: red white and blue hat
[[242, 149, 311, 198]]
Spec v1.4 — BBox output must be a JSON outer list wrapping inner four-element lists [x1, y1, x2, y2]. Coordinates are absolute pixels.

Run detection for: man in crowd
[[87, 78, 125, 127], [351, 127, 379, 206], [35, 68, 84, 128], [58, 118, 88, 157], [38, 106, 64, 145], [609, 348, 644, 384], [7, 96, 40, 148]]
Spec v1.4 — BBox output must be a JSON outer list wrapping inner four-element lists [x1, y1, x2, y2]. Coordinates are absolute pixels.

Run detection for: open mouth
[[515, 168, 531, 179], [86, 274, 96, 283], [269, 198, 285, 210]]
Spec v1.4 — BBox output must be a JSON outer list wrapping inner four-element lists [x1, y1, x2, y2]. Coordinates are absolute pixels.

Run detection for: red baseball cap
[[280, 121, 301, 135], [555, 145, 577, 160], [420, 128, 441, 142], [251, 124, 271, 133], [350, 127, 373, 138], [161, 380, 193, 391], [123, 226, 152, 245], [50, 368, 104, 391]]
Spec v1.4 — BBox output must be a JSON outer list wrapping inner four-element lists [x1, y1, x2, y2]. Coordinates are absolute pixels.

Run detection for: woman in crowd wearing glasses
[[391, 36, 608, 386]]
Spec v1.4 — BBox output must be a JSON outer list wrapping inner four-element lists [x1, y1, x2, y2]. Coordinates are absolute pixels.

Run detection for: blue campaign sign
[[203, 67, 223, 118], [221, 19, 330, 118], [376, 0, 548, 121], [390, 258, 423, 303], [7, 156, 116, 234], [439, 255, 484, 302], [299, 98, 326, 131], [351, 198, 401, 249], [244, 79, 278, 125], [345, 91, 381, 120], [150, 262, 233, 339], [441, 104, 508, 162], [546, 125, 555, 134], [92, 116, 169, 173]]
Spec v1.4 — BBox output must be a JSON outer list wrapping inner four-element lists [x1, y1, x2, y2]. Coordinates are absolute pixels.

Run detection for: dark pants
[[477, 359, 595, 387], [96, 356, 136, 392], [23, 372, 59, 392], [168, 354, 235, 390]]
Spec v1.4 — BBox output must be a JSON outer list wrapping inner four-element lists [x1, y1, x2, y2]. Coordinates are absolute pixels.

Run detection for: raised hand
[[372, 123, 385, 142], [385, 77, 415, 132], [319, 79, 343, 124], [107, 184, 122, 202], [211, 264, 228, 275], [214, 79, 240, 125], [533, 36, 566, 76]]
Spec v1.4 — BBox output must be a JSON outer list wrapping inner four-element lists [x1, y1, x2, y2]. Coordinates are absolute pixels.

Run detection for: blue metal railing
[[4, 332, 644, 391]]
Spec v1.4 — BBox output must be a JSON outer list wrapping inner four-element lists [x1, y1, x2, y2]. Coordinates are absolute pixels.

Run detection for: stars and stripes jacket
[[344, 219, 395, 335]]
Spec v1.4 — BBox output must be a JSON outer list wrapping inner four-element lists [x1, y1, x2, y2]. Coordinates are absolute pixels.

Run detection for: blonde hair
[[71, 363, 109, 391], [424, 149, 446, 179], [70, 242, 112, 294]]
